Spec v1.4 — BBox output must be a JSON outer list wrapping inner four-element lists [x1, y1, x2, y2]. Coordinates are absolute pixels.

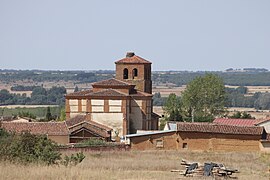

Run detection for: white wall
[[92, 113, 123, 137], [258, 121, 270, 133], [91, 99, 104, 106], [109, 100, 122, 106]]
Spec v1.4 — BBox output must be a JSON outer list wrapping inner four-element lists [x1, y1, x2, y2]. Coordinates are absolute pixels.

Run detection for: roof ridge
[[92, 78, 132, 86], [87, 88, 128, 96], [115, 55, 151, 64]]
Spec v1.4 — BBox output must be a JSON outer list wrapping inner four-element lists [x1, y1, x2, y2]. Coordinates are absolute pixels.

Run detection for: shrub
[[61, 152, 85, 167], [75, 138, 106, 147], [0, 130, 61, 165], [0, 129, 85, 166]]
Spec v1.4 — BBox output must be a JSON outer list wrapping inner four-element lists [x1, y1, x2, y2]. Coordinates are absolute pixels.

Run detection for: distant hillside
[[0, 70, 114, 84], [152, 71, 270, 86], [1, 69, 270, 86]]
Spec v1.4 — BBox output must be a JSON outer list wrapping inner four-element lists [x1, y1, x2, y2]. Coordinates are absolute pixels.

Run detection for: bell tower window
[[123, 68, 128, 79], [132, 68, 138, 79]]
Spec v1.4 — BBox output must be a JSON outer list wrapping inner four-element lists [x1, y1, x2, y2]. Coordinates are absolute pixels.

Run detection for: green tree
[[162, 93, 182, 121], [74, 85, 79, 92], [230, 111, 242, 118], [45, 107, 52, 121], [59, 107, 66, 121], [182, 73, 225, 122], [230, 111, 254, 119]]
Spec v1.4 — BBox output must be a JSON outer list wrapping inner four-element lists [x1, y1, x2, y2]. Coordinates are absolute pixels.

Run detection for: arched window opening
[[132, 68, 138, 79], [123, 68, 128, 79]]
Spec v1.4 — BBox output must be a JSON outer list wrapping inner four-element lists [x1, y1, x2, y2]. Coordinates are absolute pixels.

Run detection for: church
[[65, 52, 160, 137]]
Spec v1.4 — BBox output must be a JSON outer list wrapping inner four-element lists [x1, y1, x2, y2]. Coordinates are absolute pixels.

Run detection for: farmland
[[0, 150, 269, 179]]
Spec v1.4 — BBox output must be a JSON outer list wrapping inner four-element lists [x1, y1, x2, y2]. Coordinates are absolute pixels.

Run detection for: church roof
[[115, 52, 151, 64], [66, 89, 93, 97], [66, 88, 151, 98], [129, 89, 152, 97], [92, 78, 132, 87], [88, 89, 127, 97]]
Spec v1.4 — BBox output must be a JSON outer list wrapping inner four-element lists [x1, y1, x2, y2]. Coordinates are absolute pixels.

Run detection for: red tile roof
[[66, 88, 151, 98], [88, 89, 128, 97], [115, 55, 151, 64], [66, 115, 112, 138], [70, 122, 112, 138], [92, 78, 132, 87], [66, 89, 93, 97], [254, 119, 270, 125], [213, 118, 260, 127], [1, 122, 69, 136], [66, 115, 112, 132], [65, 115, 86, 127], [130, 90, 152, 97], [176, 122, 263, 135]]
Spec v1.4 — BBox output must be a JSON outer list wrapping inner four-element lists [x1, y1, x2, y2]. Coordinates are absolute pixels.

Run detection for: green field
[[0, 106, 62, 119]]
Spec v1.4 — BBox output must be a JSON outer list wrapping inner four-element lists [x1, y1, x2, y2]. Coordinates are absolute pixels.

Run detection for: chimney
[[126, 52, 135, 58]]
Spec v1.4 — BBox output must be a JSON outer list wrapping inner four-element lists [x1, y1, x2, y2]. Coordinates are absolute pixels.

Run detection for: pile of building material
[[171, 159, 239, 179]]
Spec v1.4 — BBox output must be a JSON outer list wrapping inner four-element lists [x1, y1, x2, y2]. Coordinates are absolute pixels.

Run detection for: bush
[[0, 129, 85, 166], [75, 138, 106, 147], [0, 130, 61, 165], [61, 152, 85, 167]]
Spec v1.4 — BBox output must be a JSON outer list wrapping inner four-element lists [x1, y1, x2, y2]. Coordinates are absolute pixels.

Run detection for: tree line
[[154, 85, 270, 110], [0, 70, 113, 84], [152, 71, 270, 86], [0, 86, 66, 105], [1, 69, 270, 86]]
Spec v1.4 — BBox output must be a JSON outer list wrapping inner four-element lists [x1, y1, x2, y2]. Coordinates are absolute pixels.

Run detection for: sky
[[0, 0, 270, 71]]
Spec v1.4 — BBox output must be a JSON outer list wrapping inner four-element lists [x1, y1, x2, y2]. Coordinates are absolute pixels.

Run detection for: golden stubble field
[[0, 150, 269, 180]]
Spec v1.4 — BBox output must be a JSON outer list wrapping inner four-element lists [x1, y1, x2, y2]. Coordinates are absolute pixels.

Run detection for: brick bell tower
[[115, 52, 152, 94]]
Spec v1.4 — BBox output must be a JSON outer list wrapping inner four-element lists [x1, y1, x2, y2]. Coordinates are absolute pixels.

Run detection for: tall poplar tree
[[182, 73, 225, 122]]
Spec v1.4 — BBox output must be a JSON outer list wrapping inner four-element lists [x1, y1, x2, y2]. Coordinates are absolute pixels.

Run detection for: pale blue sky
[[0, 0, 269, 71]]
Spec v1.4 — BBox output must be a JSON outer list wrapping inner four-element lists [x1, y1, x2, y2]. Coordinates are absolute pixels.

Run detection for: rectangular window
[[156, 140, 164, 148], [182, 143, 188, 149]]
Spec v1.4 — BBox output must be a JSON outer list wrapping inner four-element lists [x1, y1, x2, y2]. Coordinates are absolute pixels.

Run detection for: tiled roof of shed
[[65, 115, 86, 127], [213, 118, 260, 127], [176, 122, 263, 135], [254, 119, 270, 125], [115, 55, 151, 64], [66, 115, 112, 132], [70, 122, 112, 138], [92, 78, 132, 86], [1, 122, 69, 136]]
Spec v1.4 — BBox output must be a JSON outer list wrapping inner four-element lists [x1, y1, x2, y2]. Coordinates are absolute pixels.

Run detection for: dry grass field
[[0, 150, 269, 180], [152, 85, 186, 97]]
